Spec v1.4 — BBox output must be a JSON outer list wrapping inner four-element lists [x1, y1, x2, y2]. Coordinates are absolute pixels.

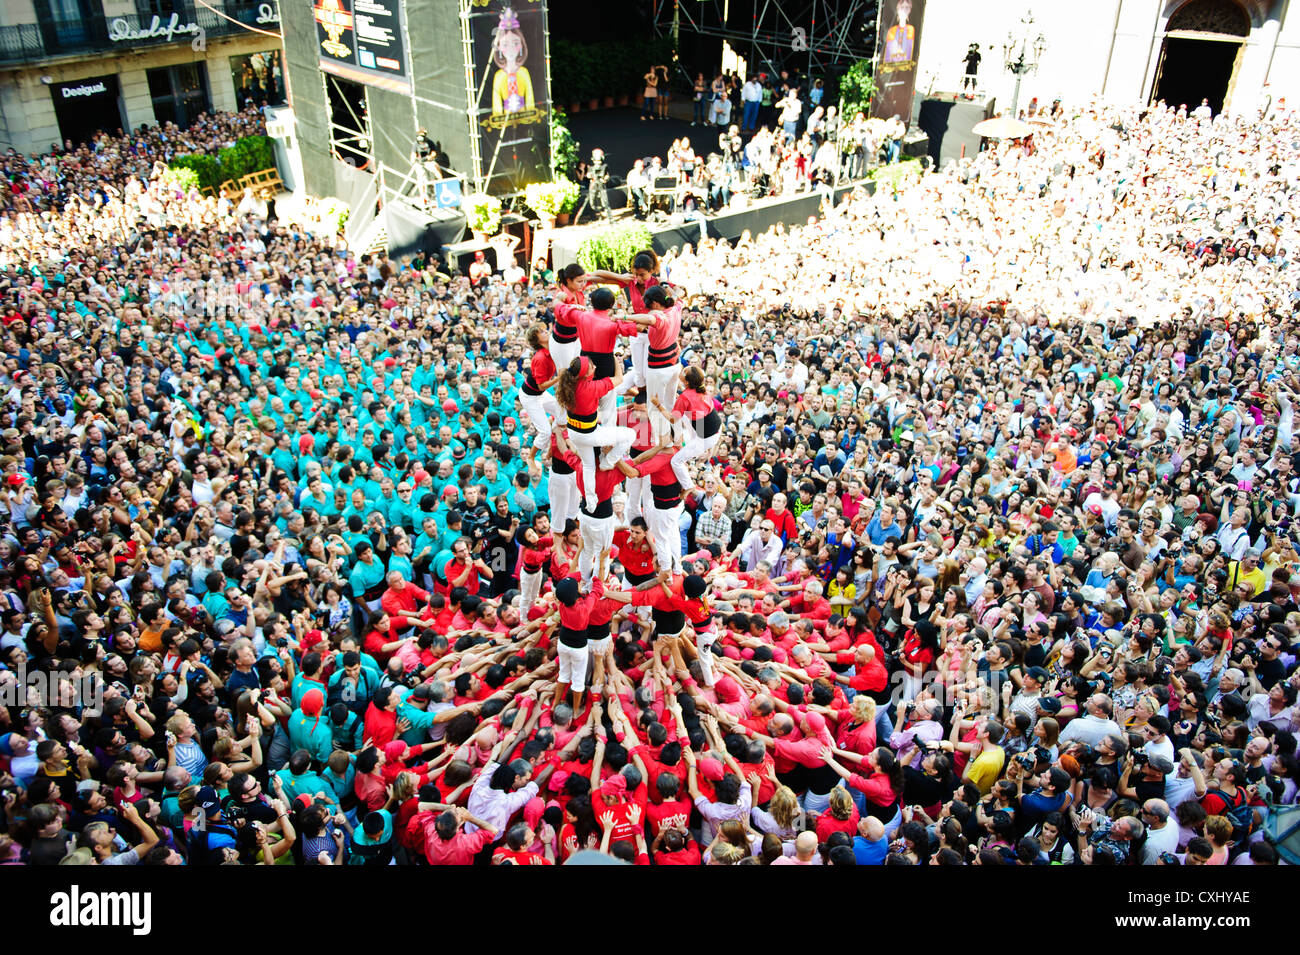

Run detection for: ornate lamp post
[[1002, 12, 1047, 117]]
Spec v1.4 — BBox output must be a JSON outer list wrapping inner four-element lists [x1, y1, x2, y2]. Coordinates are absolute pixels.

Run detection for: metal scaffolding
[[652, 0, 878, 80]]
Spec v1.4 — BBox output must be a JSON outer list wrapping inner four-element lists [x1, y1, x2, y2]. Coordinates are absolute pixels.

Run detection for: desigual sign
[[60, 82, 108, 98]]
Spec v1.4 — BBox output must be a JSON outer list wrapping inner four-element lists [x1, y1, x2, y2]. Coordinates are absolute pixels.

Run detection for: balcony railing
[[0, 2, 280, 65]]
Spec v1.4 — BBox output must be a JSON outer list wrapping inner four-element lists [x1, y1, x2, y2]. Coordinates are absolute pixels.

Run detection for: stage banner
[[468, 0, 552, 195], [313, 0, 413, 94], [871, 0, 925, 127]]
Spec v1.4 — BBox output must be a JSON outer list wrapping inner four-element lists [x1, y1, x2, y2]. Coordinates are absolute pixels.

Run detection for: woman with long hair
[[549, 264, 587, 368], [553, 356, 635, 513]]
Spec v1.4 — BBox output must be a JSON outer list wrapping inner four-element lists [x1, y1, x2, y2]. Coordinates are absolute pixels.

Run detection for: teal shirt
[[287, 707, 335, 763], [349, 556, 386, 598], [275, 767, 334, 804], [397, 699, 441, 746]]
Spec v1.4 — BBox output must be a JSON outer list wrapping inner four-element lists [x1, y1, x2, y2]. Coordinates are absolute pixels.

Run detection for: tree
[[839, 59, 876, 118]]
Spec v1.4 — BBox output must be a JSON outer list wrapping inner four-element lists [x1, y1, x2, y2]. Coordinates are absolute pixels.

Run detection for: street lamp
[[1002, 12, 1047, 117]]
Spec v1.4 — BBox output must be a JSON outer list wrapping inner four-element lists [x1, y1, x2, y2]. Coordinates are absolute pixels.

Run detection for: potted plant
[[464, 192, 501, 242], [556, 178, 580, 226], [524, 178, 579, 229]]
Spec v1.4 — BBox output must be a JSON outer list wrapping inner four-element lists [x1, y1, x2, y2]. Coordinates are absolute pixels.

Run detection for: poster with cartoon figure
[[491, 7, 535, 116], [472, 0, 551, 194]]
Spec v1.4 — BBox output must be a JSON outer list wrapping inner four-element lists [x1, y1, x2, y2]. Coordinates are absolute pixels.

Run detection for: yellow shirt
[[967, 745, 1006, 796], [1226, 561, 1267, 597]]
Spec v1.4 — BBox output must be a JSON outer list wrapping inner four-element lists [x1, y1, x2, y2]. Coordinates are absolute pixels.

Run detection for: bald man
[[771, 830, 821, 865]]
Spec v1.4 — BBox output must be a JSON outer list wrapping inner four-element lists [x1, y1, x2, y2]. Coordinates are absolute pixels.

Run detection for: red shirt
[[420, 815, 494, 865], [521, 533, 553, 573], [835, 650, 889, 693], [568, 376, 614, 429], [525, 348, 557, 393], [646, 796, 693, 837], [816, 806, 861, 842], [574, 460, 627, 503], [655, 842, 703, 865], [557, 578, 606, 634], [381, 582, 429, 623], [765, 507, 798, 542], [492, 846, 554, 865], [646, 303, 682, 365], [442, 556, 483, 595], [612, 528, 656, 577]]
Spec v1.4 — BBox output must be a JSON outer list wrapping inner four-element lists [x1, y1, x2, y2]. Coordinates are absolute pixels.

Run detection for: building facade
[[915, 0, 1300, 117], [0, 0, 286, 153]]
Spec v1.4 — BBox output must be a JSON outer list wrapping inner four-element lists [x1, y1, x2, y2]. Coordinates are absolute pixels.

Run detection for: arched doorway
[[1152, 0, 1250, 114]]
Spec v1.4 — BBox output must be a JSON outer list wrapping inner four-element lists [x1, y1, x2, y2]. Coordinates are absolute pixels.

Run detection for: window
[[230, 50, 286, 109], [146, 62, 211, 129]]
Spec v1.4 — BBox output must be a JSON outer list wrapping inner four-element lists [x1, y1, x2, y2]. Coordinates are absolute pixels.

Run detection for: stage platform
[[548, 178, 876, 265]]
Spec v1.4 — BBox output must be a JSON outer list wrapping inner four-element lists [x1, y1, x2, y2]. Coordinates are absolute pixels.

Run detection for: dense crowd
[[0, 94, 1297, 868]]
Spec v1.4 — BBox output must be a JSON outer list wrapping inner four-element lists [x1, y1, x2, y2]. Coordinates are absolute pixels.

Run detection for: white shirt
[[736, 528, 783, 571], [1141, 820, 1180, 864], [1216, 523, 1251, 561], [743, 81, 763, 103]]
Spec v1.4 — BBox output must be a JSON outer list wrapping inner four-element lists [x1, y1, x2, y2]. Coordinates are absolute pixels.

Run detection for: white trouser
[[549, 335, 580, 371], [568, 425, 635, 508], [578, 512, 615, 584], [518, 391, 562, 452], [671, 432, 721, 490], [548, 468, 580, 529], [630, 331, 649, 388], [598, 389, 618, 431], [625, 474, 646, 523], [557, 641, 589, 692], [695, 625, 717, 686], [520, 567, 544, 618], [648, 502, 684, 575], [645, 365, 679, 442]]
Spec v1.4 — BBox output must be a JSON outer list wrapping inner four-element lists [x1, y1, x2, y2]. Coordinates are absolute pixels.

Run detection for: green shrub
[[159, 165, 200, 192], [550, 110, 579, 181], [839, 59, 876, 118], [167, 134, 278, 192], [577, 222, 653, 272], [523, 178, 580, 219], [464, 192, 502, 235], [168, 153, 223, 191]]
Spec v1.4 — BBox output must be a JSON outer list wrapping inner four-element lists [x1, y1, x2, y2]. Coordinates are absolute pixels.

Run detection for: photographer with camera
[[580, 148, 613, 224]]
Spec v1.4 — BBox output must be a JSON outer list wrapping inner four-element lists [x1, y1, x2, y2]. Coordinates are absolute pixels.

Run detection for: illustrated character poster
[[471, 0, 551, 195], [871, 0, 926, 127]]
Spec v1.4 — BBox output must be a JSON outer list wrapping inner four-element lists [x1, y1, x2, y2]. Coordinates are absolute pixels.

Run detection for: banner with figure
[[871, 0, 925, 127], [469, 0, 552, 196]]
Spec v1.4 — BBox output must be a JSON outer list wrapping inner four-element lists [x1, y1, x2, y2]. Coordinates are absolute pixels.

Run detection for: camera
[[1015, 752, 1036, 770], [1132, 750, 1149, 767], [276, 637, 289, 648]]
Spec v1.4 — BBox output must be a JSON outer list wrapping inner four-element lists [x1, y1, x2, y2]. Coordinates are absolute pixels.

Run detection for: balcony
[[0, 1, 280, 65]]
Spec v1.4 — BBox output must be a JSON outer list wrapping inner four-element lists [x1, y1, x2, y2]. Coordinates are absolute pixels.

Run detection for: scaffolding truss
[[653, 0, 878, 80]]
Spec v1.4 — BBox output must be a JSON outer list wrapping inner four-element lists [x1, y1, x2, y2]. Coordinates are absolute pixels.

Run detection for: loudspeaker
[[918, 95, 996, 169], [901, 130, 929, 159]]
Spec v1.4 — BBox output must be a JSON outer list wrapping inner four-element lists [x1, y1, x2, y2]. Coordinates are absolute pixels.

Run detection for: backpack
[[1212, 787, 1255, 843]]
